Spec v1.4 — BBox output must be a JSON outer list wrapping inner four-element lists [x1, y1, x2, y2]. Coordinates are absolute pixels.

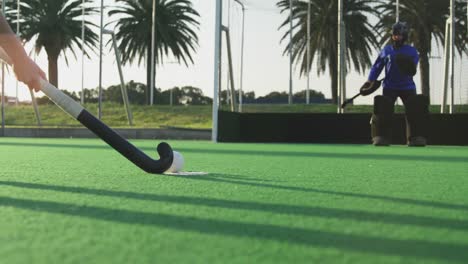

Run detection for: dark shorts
[[383, 89, 416, 107]]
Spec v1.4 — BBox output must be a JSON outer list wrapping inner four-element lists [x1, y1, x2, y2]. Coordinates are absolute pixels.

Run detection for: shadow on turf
[[174, 174, 468, 212], [0, 141, 467, 164], [1, 195, 467, 262], [1, 180, 467, 233]]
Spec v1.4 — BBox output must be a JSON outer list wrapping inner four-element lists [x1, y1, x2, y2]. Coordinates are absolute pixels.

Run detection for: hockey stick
[[341, 79, 384, 109], [0, 50, 173, 174], [341, 92, 361, 109]]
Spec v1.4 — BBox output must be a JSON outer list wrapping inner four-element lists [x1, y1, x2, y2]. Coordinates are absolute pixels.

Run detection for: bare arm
[[0, 15, 28, 64], [0, 15, 46, 91]]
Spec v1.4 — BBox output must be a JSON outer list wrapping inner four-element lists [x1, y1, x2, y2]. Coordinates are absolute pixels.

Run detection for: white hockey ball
[[166, 151, 184, 173]]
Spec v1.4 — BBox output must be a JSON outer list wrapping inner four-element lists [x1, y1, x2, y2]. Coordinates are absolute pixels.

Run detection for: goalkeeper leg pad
[[405, 95, 429, 147], [371, 96, 394, 146]]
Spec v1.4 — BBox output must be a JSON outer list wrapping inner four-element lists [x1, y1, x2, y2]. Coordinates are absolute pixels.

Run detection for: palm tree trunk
[[330, 71, 338, 104], [146, 46, 151, 105], [329, 59, 338, 104], [419, 52, 430, 99], [329, 44, 338, 104], [48, 54, 59, 88]]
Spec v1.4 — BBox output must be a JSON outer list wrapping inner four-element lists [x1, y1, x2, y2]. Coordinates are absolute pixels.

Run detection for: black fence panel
[[218, 111, 468, 146]]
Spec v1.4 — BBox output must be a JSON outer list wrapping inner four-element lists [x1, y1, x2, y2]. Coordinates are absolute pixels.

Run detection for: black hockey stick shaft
[[40, 79, 173, 174], [341, 92, 361, 109]]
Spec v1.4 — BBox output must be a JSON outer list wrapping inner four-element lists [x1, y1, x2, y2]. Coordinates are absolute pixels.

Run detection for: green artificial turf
[[0, 137, 467, 263]]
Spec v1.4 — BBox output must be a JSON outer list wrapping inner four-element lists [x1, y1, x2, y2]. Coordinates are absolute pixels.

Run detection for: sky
[[3, 0, 467, 105]]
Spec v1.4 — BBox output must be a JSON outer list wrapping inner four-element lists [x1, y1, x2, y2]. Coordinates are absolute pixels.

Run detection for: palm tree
[[375, 0, 467, 99], [7, 0, 98, 88], [277, 0, 380, 103], [108, 0, 200, 105]]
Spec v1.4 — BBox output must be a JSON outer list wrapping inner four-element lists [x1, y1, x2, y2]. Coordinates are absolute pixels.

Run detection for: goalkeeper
[[364, 21, 428, 146], [366, 21, 418, 104]]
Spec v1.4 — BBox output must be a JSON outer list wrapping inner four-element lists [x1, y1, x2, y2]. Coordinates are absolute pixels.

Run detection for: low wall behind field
[[2, 127, 211, 140], [218, 111, 468, 146]]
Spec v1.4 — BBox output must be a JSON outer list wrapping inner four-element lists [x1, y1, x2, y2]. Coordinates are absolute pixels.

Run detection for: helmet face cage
[[392, 22, 409, 41]]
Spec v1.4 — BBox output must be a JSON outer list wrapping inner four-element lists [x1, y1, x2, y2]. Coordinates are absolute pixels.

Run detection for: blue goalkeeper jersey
[[368, 44, 419, 90]]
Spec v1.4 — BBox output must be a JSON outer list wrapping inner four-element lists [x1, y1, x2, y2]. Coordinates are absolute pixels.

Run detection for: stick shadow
[[174, 174, 468, 212]]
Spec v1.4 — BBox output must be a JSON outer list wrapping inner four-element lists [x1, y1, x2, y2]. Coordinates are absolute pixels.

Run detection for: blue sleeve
[[368, 49, 385, 81]]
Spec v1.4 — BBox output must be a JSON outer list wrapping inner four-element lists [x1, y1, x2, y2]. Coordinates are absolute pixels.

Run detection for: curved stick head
[[360, 80, 382, 96], [154, 142, 174, 173]]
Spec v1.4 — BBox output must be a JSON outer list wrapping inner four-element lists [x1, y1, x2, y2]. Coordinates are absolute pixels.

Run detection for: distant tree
[[78, 88, 99, 103], [126, 81, 148, 105], [99, 81, 151, 105], [256, 91, 290, 104], [62, 89, 80, 101], [103, 84, 124, 103], [219, 90, 231, 105], [181, 86, 212, 105], [255, 89, 326, 104], [158, 86, 212, 105], [159, 87, 182, 105], [219, 90, 244, 106], [293, 89, 325, 101], [244, 91, 256, 101], [102, 84, 151, 104]]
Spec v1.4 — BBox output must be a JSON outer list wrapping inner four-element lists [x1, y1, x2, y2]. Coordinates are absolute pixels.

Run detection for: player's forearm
[[0, 15, 28, 66], [368, 56, 384, 81], [368, 64, 384, 81]]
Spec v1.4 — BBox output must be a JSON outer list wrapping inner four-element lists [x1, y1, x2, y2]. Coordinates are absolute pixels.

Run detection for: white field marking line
[[164, 171, 210, 176]]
